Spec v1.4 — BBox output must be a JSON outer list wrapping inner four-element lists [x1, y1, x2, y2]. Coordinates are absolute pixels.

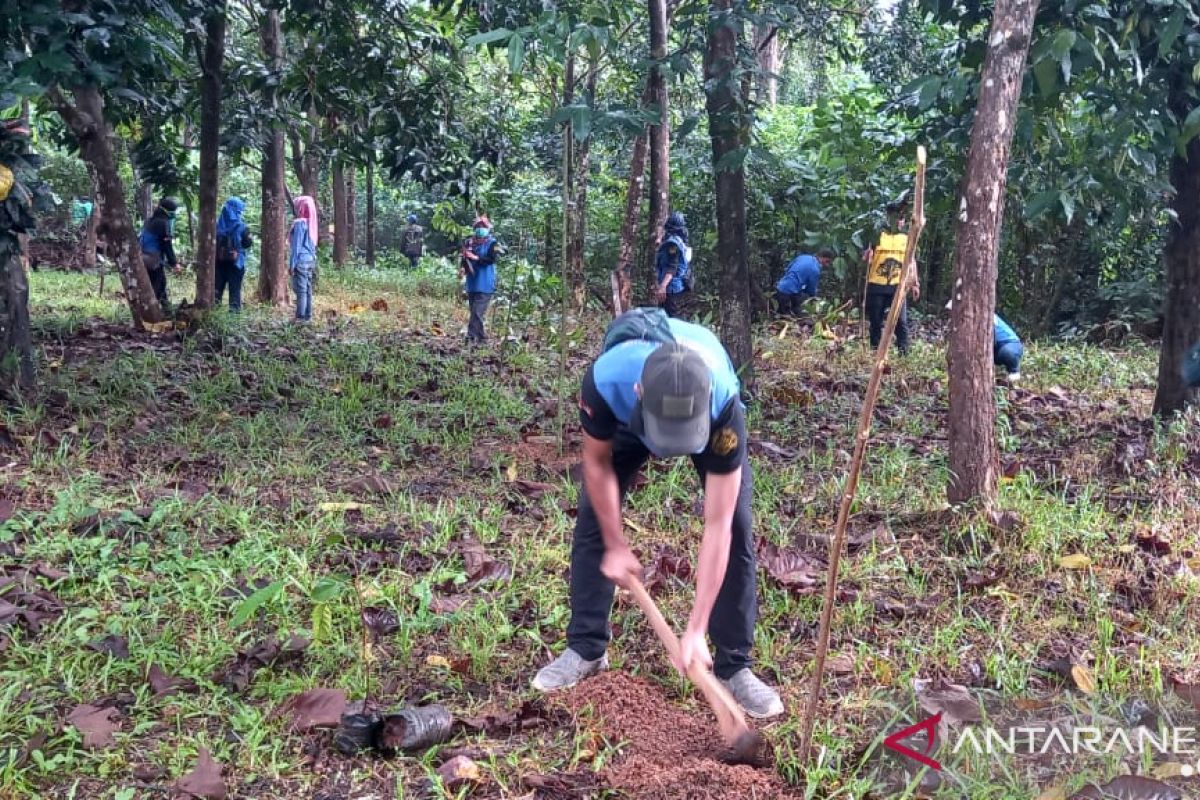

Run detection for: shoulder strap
[[602, 308, 676, 353]]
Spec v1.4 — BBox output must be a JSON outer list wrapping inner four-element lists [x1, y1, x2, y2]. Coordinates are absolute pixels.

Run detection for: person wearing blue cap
[[532, 308, 784, 720], [402, 213, 424, 269]]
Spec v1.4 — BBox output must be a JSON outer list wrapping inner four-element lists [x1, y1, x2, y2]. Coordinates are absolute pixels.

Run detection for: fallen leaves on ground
[[361, 606, 400, 638], [87, 634, 129, 660], [457, 536, 512, 587], [1068, 775, 1182, 800], [370, 298, 389, 312], [213, 635, 310, 692], [67, 703, 121, 748], [0, 563, 66, 643], [643, 548, 693, 594], [1059, 553, 1093, 570], [912, 679, 983, 725], [175, 748, 227, 799], [757, 540, 822, 593], [437, 755, 482, 791], [275, 688, 348, 732], [146, 663, 195, 699]]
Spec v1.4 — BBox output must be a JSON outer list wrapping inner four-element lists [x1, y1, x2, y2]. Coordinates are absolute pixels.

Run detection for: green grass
[[1, 268, 1198, 798]]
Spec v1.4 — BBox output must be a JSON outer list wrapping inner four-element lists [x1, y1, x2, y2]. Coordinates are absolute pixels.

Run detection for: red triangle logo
[[883, 712, 943, 771]]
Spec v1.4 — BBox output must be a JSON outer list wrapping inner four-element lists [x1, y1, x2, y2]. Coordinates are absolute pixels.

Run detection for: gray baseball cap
[[630, 343, 712, 456]]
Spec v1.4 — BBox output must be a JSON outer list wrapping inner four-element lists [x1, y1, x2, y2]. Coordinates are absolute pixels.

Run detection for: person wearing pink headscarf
[[288, 196, 319, 321]]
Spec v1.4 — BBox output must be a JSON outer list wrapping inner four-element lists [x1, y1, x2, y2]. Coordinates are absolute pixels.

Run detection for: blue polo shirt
[[994, 314, 1020, 347], [776, 254, 821, 295], [578, 319, 746, 471]]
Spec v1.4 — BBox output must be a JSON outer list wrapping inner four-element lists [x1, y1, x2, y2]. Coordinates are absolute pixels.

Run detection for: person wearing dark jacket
[[654, 211, 692, 319], [402, 213, 424, 269], [139, 196, 180, 309], [214, 197, 253, 312], [459, 215, 501, 342]]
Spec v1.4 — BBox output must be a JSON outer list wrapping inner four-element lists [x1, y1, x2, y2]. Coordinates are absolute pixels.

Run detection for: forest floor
[[1, 266, 1199, 800]]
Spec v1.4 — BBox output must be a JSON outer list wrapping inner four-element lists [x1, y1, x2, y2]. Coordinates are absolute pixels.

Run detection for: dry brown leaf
[[1059, 553, 1092, 570], [1068, 776, 1182, 800], [437, 755, 482, 791], [1035, 787, 1067, 800], [66, 704, 120, 749], [1071, 663, 1097, 694], [275, 688, 347, 732], [175, 747, 227, 799]]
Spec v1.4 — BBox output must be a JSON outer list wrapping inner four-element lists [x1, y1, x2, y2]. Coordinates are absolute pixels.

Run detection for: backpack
[[217, 230, 239, 262], [403, 225, 424, 256], [602, 307, 676, 353]]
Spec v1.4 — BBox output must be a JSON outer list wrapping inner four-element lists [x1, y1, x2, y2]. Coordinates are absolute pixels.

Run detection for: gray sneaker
[[532, 648, 609, 692], [722, 668, 784, 719]]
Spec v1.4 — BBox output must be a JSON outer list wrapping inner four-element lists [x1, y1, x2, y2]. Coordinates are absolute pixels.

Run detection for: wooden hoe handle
[[625, 576, 750, 746]]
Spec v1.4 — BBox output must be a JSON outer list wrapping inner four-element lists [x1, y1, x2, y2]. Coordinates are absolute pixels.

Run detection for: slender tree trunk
[[646, 0, 671, 289], [136, 183, 153, 222], [346, 165, 356, 255], [0, 238, 33, 402], [561, 52, 577, 292], [946, 0, 1039, 506], [1153, 87, 1200, 415], [82, 174, 98, 270], [194, 3, 226, 309], [50, 87, 163, 325], [257, 8, 288, 305], [754, 24, 781, 106], [365, 154, 376, 267], [705, 0, 753, 376], [332, 161, 348, 267], [543, 212, 554, 270], [569, 61, 598, 311], [289, 110, 320, 199], [616, 129, 649, 312]]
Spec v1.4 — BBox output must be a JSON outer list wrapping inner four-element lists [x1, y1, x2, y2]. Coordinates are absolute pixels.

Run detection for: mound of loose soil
[[554, 671, 794, 799]]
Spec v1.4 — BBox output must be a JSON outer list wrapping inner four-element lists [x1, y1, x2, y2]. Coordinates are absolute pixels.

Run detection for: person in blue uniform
[[532, 309, 784, 720], [775, 247, 834, 316]]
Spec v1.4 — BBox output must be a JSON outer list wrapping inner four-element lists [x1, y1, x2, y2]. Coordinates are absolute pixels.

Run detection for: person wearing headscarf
[[654, 211, 693, 318], [459, 215, 501, 343], [214, 196, 254, 312], [288, 196, 319, 322], [402, 213, 425, 269], [138, 196, 180, 310]]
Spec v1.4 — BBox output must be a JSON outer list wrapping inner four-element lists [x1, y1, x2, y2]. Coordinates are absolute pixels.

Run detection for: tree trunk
[[289, 110, 320, 198], [51, 86, 163, 326], [82, 175, 98, 270], [561, 52, 577, 293], [645, 0, 671, 289], [754, 24, 781, 106], [257, 7, 288, 305], [616, 127, 649, 312], [946, 0, 1039, 506], [1153, 87, 1200, 415], [194, 3, 226, 309], [705, 0, 753, 377], [0, 239, 34, 401], [365, 154, 376, 267], [332, 161, 348, 267], [543, 212, 554, 271], [569, 62, 598, 311], [136, 183, 154, 222], [346, 165, 356, 254]]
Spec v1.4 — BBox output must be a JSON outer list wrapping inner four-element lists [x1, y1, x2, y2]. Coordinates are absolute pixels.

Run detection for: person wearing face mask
[[459, 216, 500, 343], [138, 196, 181, 311]]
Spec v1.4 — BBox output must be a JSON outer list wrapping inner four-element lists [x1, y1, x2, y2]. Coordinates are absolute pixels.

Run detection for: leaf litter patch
[[553, 671, 791, 799]]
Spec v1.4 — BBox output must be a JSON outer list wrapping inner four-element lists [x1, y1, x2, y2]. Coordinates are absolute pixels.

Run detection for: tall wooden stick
[[796, 146, 927, 763]]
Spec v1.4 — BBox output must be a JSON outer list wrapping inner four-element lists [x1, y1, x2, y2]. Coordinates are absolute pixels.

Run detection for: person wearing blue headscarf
[[215, 197, 254, 312]]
